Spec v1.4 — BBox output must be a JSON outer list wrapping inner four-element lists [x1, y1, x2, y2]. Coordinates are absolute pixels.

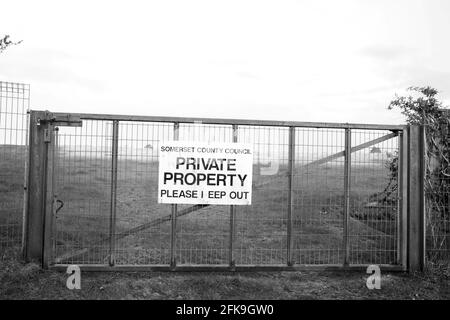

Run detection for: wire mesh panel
[[234, 126, 288, 265], [54, 120, 113, 264], [175, 123, 233, 265], [115, 121, 173, 265], [426, 174, 450, 263], [0, 81, 29, 252], [349, 130, 399, 265], [292, 128, 345, 265], [425, 120, 450, 265]]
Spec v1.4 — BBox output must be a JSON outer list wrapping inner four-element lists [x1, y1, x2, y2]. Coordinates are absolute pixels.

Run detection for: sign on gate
[[158, 141, 253, 205]]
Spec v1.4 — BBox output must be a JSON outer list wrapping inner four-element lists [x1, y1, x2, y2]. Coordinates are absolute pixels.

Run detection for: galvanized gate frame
[[22, 110, 425, 272]]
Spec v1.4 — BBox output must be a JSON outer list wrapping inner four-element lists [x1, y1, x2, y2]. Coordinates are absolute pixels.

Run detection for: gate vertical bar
[[396, 131, 403, 265], [52, 127, 59, 255], [42, 124, 55, 268], [287, 126, 295, 266], [401, 128, 408, 270], [229, 124, 238, 268], [343, 128, 351, 266], [171, 122, 179, 268], [109, 120, 119, 266]]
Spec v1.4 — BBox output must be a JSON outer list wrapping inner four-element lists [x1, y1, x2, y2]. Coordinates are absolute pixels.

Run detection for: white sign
[[158, 141, 253, 205]]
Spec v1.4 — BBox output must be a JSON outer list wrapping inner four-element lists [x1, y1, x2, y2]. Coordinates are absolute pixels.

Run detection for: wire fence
[[0, 81, 29, 252], [425, 115, 450, 266], [51, 117, 403, 267]]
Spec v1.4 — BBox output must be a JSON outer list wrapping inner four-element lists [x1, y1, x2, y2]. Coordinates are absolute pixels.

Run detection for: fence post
[[24, 111, 53, 266], [170, 122, 179, 269], [229, 125, 238, 269], [343, 128, 351, 266], [407, 125, 425, 272], [287, 127, 295, 266], [109, 120, 119, 266]]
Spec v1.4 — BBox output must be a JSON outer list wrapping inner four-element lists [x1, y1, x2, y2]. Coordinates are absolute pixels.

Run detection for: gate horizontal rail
[[49, 264, 405, 272], [49, 111, 404, 130]]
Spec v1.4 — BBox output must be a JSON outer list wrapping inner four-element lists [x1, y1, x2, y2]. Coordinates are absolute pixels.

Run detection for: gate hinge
[[53, 114, 83, 127], [36, 111, 82, 127], [36, 111, 56, 126]]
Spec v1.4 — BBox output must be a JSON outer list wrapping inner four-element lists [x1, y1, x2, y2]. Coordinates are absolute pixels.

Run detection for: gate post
[[23, 111, 54, 266], [407, 125, 426, 272]]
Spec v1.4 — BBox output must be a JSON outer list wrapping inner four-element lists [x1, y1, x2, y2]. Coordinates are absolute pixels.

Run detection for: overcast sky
[[1, 0, 449, 124]]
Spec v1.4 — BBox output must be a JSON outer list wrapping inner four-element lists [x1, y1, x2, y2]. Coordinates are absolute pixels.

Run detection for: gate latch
[[55, 199, 64, 214], [44, 128, 51, 143]]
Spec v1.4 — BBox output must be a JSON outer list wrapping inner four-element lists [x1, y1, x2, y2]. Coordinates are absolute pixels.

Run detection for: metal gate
[[23, 111, 422, 271]]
